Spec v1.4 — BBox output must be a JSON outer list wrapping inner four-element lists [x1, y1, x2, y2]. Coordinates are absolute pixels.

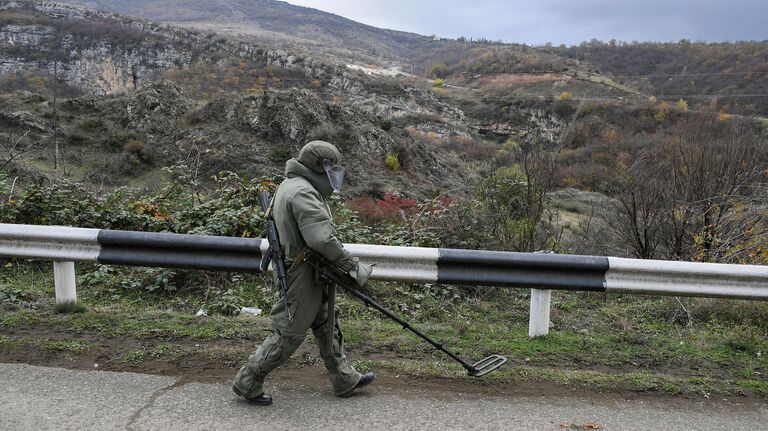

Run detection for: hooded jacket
[[273, 158, 357, 273]]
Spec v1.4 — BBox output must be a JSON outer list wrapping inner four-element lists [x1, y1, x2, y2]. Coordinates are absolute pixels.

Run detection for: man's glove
[[349, 262, 373, 287]]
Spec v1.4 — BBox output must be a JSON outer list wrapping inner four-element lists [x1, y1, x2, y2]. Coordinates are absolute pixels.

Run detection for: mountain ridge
[[0, 0, 481, 197], [58, 0, 433, 65]]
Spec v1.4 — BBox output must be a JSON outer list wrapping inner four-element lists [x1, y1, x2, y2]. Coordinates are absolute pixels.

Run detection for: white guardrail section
[[2, 224, 768, 337]]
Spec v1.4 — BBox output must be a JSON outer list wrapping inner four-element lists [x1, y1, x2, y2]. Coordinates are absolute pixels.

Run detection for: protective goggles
[[323, 159, 346, 193]]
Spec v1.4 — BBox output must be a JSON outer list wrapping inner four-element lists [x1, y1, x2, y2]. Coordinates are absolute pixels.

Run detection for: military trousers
[[233, 264, 362, 397]]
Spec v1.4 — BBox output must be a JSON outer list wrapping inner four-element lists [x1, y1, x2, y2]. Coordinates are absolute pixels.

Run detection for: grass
[[37, 339, 90, 353], [207, 347, 249, 367], [122, 351, 147, 364], [338, 288, 768, 396], [0, 334, 28, 350], [122, 344, 186, 365], [2, 264, 768, 397], [0, 264, 55, 304], [151, 344, 184, 359], [54, 302, 88, 314], [0, 309, 40, 327], [57, 309, 271, 339], [0, 336, 89, 354], [343, 313, 768, 372]]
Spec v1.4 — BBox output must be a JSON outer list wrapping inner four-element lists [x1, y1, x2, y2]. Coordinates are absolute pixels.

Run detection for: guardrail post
[[528, 289, 551, 337], [53, 261, 77, 304]]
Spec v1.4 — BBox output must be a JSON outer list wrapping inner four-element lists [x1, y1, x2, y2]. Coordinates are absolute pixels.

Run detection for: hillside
[[58, 0, 432, 65], [2, 2, 768, 407], [2, 1, 766, 263], [0, 1, 476, 197], [56, 0, 768, 119], [2, 3, 637, 193], [555, 41, 768, 116]]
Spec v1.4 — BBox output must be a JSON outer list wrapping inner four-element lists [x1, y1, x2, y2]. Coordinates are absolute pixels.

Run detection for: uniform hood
[[297, 140, 343, 174], [285, 158, 333, 198]]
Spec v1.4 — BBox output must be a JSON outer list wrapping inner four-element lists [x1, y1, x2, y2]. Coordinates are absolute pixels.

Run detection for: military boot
[[337, 372, 376, 398], [233, 385, 273, 406]]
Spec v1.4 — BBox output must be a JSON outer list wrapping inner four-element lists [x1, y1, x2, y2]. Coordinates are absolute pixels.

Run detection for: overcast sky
[[286, 0, 767, 45]]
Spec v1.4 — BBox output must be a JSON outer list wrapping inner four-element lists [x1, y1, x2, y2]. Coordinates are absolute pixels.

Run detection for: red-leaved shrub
[[348, 192, 418, 223]]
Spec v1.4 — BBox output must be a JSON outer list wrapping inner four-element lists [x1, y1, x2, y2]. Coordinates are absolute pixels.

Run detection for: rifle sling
[[288, 248, 306, 274], [264, 193, 304, 274]]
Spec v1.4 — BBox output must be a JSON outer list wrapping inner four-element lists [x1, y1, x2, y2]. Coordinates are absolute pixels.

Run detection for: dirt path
[[0, 324, 562, 398], [0, 323, 760, 402]]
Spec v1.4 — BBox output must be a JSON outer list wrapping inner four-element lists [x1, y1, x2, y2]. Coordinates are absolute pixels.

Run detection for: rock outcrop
[[478, 108, 566, 144], [0, 24, 54, 45], [0, 1, 334, 95]]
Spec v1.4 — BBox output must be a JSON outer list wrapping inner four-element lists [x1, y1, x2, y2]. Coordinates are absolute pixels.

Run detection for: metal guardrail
[[2, 223, 768, 336]]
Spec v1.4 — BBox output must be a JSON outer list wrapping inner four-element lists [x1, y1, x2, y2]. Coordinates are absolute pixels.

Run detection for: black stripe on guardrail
[[97, 248, 261, 272], [437, 249, 608, 291], [96, 230, 263, 272], [97, 230, 262, 253]]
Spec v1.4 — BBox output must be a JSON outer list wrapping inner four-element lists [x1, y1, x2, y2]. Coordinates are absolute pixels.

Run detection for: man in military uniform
[[233, 140, 374, 405]]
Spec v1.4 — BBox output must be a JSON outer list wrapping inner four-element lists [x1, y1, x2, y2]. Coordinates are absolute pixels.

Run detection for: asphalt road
[[1, 363, 766, 430]]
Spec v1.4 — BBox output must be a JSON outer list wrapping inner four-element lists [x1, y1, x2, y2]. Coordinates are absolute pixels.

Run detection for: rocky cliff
[[0, 1, 573, 198], [0, 1, 338, 95]]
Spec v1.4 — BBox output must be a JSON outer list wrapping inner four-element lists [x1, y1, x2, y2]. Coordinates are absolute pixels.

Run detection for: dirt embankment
[[0, 323, 763, 402]]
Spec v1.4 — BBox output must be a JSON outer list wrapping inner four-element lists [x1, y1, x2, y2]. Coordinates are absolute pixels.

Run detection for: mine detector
[[260, 190, 507, 377]]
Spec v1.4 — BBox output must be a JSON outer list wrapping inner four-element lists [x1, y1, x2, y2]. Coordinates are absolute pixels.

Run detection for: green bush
[[430, 63, 447, 79], [0, 284, 33, 304], [206, 288, 244, 316], [0, 168, 272, 236], [384, 153, 400, 171]]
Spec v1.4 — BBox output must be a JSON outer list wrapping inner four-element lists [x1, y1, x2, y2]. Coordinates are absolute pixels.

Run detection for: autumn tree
[[605, 112, 767, 261], [429, 63, 447, 79], [603, 153, 668, 259], [662, 114, 766, 260], [479, 137, 560, 252]]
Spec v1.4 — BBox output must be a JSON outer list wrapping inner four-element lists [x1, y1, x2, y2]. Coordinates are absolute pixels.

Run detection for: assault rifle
[[303, 249, 507, 377], [260, 190, 292, 322]]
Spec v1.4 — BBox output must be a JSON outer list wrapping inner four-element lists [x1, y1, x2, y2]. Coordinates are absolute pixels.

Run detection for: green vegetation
[[2, 254, 768, 400], [54, 302, 88, 314], [384, 153, 400, 171], [0, 132, 765, 389], [122, 350, 146, 364], [414, 40, 569, 79], [2, 272, 768, 396], [1, 0, 767, 399], [38, 339, 90, 353]]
